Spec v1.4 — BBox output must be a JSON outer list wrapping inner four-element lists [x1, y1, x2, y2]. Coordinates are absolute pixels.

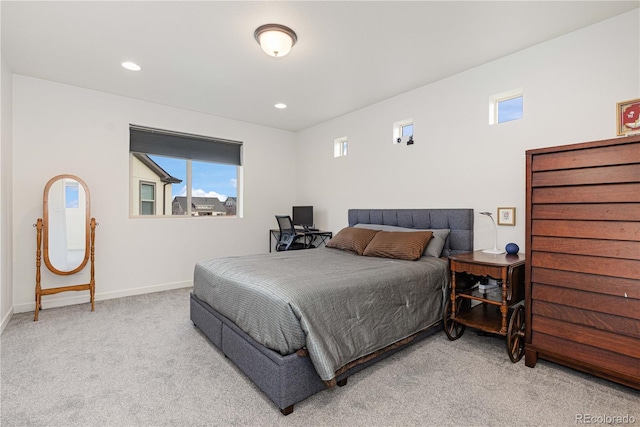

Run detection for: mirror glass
[[43, 175, 90, 275]]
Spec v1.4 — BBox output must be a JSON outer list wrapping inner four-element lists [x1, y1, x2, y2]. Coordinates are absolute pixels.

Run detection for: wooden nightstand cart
[[444, 251, 526, 362]]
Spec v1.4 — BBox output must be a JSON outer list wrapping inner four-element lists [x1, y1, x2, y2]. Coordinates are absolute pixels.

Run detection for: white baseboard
[[12, 280, 193, 314], [1, 306, 14, 334]]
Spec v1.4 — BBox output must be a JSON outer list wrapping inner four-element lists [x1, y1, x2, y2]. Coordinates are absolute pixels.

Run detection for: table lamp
[[479, 211, 505, 254]]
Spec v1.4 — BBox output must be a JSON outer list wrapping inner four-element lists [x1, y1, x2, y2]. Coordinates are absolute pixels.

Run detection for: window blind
[[129, 125, 242, 166]]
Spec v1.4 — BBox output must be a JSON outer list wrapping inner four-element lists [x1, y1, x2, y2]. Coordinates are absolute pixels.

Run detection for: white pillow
[[353, 224, 450, 258]]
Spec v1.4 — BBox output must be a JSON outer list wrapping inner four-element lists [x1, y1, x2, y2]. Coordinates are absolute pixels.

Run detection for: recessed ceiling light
[[122, 61, 142, 71], [274, 103, 287, 109]]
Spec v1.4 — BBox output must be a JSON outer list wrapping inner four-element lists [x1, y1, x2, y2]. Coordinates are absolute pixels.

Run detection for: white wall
[[295, 11, 640, 252], [6, 10, 640, 317], [12, 76, 296, 312], [1, 52, 15, 331]]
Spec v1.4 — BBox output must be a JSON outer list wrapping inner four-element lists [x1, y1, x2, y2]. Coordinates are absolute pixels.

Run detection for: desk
[[269, 229, 332, 253]]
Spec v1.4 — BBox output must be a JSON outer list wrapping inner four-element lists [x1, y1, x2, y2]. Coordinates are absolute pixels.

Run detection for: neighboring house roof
[[223, 197, 236, 215], [132, 153, 182, 184], [172, 196, 227, 214]]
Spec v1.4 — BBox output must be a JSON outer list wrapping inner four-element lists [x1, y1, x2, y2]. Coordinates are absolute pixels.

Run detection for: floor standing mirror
[[34, 174, 97, 321]]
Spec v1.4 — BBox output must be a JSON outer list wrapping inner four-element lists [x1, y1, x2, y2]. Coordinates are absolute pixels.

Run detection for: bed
[[190, 208, 474, 414]]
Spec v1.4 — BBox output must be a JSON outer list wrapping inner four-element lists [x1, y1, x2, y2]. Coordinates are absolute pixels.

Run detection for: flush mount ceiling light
[[274, 103, 287, 109], [122, 61, 142, 71], [254, 24, 297, 58]]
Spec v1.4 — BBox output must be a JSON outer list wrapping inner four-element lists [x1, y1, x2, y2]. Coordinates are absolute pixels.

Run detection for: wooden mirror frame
[[35, 174, 97, 321], [43, 174, 91, 275]]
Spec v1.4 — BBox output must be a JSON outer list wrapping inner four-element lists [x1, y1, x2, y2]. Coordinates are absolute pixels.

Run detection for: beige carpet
[[1, 287, 638, 426]]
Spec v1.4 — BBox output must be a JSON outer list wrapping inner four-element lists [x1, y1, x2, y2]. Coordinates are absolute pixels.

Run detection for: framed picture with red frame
[[617, 98, 640, 136]]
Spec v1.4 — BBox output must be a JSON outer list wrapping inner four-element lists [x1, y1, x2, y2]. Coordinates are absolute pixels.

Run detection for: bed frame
[[190, 208, 474, 415]]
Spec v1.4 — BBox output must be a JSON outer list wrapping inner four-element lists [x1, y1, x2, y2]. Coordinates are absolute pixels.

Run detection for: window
[[130, 125, 242, 217], [393, 118, 413, 144], [140, 182, 156, 215], [334, 136, 348, 157], [490, 88, 523, 124], [401, 123, 413, 138], [65, 181, 79, 209]]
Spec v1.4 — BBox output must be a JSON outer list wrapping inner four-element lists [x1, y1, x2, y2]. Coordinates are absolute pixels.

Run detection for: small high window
[[393, 118, 413, 144], [334, 136, 348, 157], [490, 88, 523, 124], [401, 123, 413, 138]]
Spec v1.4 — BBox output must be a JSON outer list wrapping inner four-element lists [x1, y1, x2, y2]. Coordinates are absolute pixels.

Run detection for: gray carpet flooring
[[1, 287, 637, 426]]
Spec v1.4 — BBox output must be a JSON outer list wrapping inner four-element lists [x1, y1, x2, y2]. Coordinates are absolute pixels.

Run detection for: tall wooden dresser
[[524, 134, 640, 390]]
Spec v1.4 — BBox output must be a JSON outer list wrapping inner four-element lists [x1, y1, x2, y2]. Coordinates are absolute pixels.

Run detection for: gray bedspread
[[193, 247, 448, 381]]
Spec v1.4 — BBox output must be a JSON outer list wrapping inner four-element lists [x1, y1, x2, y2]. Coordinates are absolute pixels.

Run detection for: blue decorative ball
[[505, 243, 519, 255]]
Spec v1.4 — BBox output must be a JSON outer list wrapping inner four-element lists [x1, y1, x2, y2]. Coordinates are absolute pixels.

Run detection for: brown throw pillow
[[326, 227, 381, 255], [363, 231, 433, 261]]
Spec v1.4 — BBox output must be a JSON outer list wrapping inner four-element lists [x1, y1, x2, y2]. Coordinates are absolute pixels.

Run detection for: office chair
[[275, 215, 309, 251]]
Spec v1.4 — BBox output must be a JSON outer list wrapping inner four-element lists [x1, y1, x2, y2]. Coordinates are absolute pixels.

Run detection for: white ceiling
[[2, 1, 638, 132]]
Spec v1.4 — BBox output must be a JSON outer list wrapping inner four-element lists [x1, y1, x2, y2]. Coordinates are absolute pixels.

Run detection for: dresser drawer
[[530, 331, 640, 379], [531, 283, 640, 320], [532, 300, 640, 339]]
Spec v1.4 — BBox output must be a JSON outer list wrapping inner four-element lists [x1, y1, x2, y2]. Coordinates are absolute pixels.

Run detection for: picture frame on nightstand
[[497, 207, 515, 226]]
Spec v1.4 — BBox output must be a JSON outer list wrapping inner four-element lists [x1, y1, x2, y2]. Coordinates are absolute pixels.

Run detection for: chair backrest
[[276, 215, 296, 234], [275, 215, 297, 251]]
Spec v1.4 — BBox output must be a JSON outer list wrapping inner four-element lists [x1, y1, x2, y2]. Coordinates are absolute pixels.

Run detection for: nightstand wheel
[[506, 304, 525, 362], [443, 298, 468, 341]]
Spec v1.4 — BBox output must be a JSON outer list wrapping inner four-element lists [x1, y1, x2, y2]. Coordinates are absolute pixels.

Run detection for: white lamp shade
[[254, 24, 297, 58], [258, 30, 292, 57]]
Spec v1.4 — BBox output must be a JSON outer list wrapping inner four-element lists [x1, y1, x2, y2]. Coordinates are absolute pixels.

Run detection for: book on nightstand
[[478, 279, 501, 292]]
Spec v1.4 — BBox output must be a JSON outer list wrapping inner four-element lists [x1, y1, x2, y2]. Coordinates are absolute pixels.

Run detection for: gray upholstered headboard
[[348, 209, 474, 257]]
